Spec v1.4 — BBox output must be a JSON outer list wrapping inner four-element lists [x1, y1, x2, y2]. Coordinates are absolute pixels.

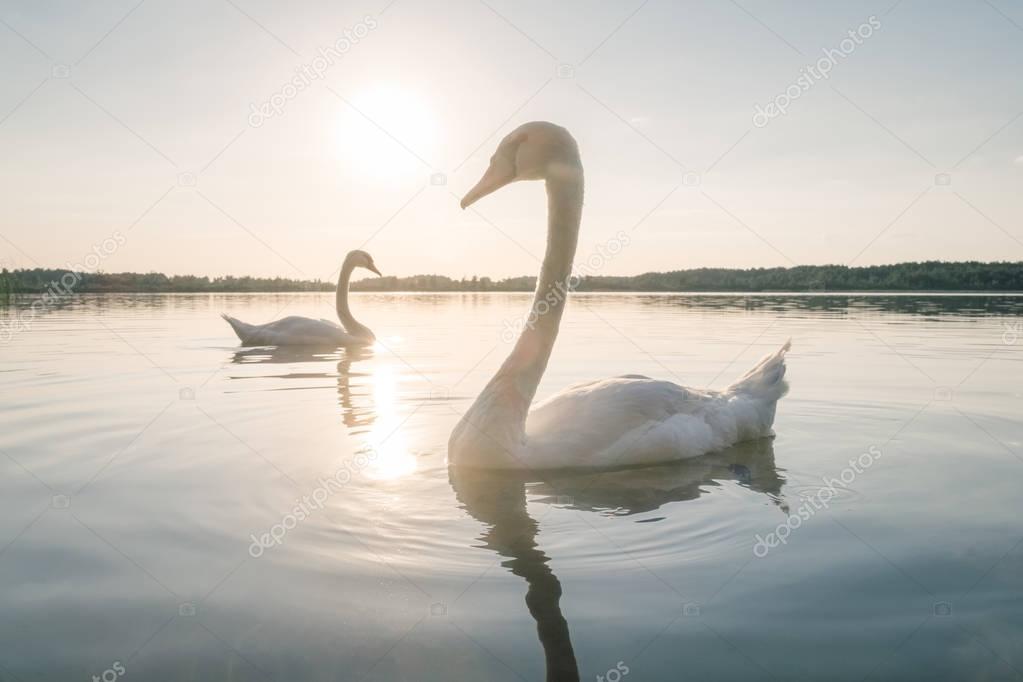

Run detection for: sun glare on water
[[362, 363, 417, 480], [337, 85, 438, 180]]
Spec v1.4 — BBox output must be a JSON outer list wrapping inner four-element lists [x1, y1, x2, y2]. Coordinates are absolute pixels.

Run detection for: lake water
[[1, 292, 1021, 682]]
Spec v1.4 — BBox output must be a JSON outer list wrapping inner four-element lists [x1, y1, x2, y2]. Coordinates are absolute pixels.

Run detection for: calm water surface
[[1, 293, 1022, 681]]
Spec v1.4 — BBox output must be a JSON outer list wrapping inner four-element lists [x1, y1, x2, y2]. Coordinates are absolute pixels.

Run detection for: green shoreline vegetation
[[1, 261, 1022, 296]]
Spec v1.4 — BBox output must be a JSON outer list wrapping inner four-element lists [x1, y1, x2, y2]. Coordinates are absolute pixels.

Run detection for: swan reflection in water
[[228, 346, 788, 679], [230, 345, 416, 479], [334, 347, 376, 433], [449, 438, 787, 682]]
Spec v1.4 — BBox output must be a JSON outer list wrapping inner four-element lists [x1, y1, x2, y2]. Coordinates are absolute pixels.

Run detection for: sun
[[336, 85, 438, 180]]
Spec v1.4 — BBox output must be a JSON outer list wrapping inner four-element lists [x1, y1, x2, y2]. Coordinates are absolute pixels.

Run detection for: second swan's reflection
[[231, 345, 376, 430], [450, 438, 786, 682], [229, 345, 417, 479]]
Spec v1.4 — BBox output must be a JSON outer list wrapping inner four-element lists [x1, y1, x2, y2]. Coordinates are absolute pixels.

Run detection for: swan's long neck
[[501, 170, 583, 401], [451, 168, 583, 464], [336, 260, 373, 339]]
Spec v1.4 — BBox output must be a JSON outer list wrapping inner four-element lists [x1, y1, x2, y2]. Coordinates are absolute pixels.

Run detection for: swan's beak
[[460, 161, 515, 209], [368, 264, 382, 276]]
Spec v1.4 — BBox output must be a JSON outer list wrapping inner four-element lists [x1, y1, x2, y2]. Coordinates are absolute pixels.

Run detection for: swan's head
[[346, 249, 382, 276], [460, 121, 581, 209]]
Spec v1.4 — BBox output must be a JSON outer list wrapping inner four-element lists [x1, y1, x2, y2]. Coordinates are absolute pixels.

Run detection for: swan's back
[[222, 314, 356, 346], [522, 343, 791, 469], [525, 377, 727, 468]]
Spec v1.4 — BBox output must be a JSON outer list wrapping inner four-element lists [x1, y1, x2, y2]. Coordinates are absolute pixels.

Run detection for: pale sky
[[1, 0, 1021, 281]]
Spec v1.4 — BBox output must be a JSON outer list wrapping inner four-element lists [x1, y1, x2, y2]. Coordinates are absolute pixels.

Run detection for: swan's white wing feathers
[[223, 315, 361, 346], [524, 376, 774, 469]]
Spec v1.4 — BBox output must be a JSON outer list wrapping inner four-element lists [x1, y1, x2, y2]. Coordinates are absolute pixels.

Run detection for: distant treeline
[[353, 261, 1023, 292], [1, 261, 1022, 295], [0, 270, 334, 294]]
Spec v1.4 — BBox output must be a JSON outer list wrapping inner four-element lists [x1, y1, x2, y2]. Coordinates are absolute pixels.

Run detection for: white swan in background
[[222, 249, 381, 347], [448, 122, 791, 470]]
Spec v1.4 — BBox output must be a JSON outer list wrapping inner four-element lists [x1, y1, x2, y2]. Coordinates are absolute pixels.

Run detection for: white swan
[[222, 249, 381, 347], [448, 122, 790, 470]]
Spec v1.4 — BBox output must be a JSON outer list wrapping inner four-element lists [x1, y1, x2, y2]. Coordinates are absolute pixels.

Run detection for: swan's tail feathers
[[221, 314, 251, 343], [726, 339, 791, 402]]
